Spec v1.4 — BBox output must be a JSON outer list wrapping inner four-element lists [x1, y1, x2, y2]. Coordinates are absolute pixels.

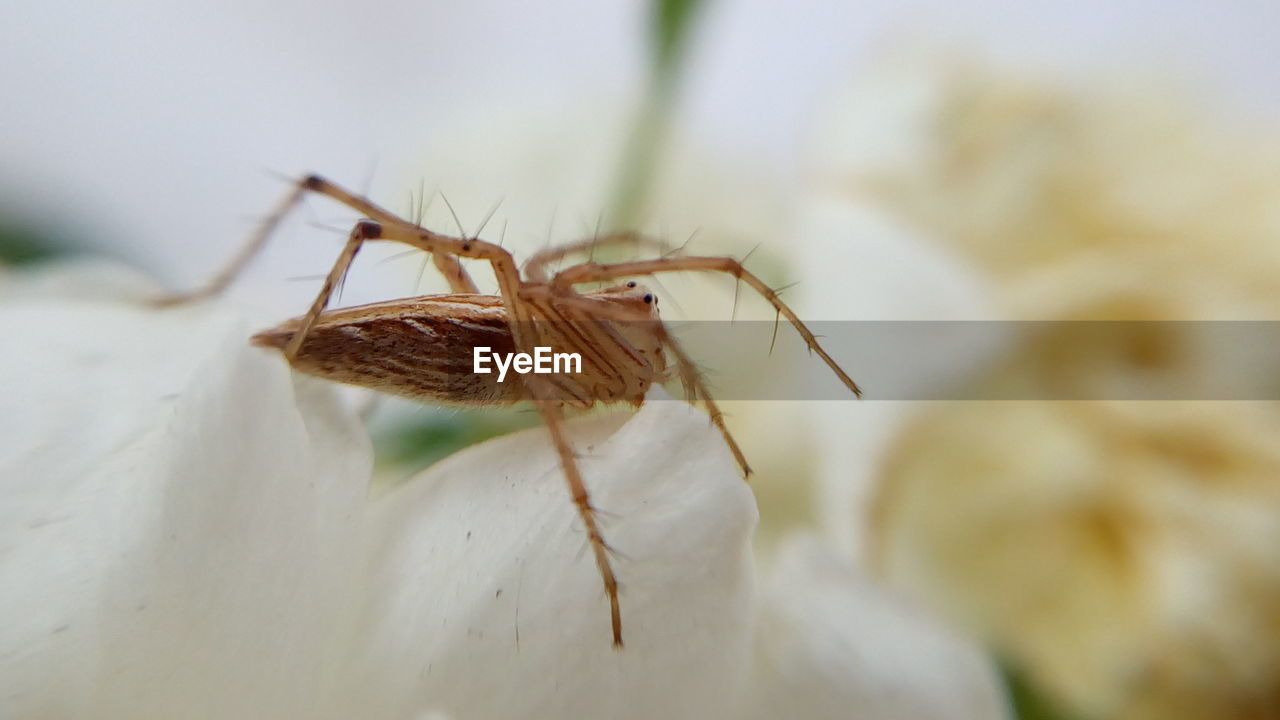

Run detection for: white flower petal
[[329, 389, 758, 720], [0, 264, 373, 718], [741, 537, 1009, 720]]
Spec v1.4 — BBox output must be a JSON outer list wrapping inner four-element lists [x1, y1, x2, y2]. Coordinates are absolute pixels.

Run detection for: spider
[[165, 174, 861, 647]]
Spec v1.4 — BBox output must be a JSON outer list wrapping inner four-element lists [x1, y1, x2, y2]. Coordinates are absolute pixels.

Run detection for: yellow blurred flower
[[822, 62, 1280, 298], [873, 398, 1280, 719], [822, 61, 1280, 719]]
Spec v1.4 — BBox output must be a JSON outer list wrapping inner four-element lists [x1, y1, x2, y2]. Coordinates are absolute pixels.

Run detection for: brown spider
[[164, 174, 861, 647]]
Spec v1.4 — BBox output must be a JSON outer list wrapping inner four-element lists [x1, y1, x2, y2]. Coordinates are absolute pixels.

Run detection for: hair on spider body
[[163, 173, 861, 649]]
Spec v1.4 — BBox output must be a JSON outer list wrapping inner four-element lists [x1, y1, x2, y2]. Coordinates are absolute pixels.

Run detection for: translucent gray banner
[[654, 321, 1280, 400], [333, 319, 1280, 401]]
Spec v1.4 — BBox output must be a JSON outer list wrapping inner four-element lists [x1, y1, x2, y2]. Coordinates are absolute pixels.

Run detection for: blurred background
[[5, 1, 1280, 718]]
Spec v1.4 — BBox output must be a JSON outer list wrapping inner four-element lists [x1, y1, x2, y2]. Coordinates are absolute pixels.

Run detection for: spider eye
[[626, 281, 637, 288], [643, 293, 654, 304]]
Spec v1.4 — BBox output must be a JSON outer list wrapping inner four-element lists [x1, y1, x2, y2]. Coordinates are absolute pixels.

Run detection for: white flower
[[0, 261, 1009, 719], [809, 60, 1280, 719], [742, 536, 1009, 720], [0, 261, 752, 718], [0, 262, 373, 718]]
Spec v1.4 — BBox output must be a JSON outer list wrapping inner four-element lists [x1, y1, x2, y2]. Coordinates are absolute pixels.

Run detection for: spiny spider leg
[[550, 257, 862, 398]]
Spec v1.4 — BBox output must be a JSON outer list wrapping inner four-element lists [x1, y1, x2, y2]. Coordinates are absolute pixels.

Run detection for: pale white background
[[2, 0, 1277, 300], [2, 7, 1276, 715]]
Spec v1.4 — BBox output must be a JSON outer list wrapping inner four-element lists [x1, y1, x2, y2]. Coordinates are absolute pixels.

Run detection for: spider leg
[[523, 232, 670, 283], [530, 388, 624, 648], [653, 323, 752, 477], [547, 293, 751, 476], [218, 176, 532, 365], [550, 256, 862, 398], [283, 219, 374, 359], [156, 174, 481, 305], [152, 179, 309, 305]]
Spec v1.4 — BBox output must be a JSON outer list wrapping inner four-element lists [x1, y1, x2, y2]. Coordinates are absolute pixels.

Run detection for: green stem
[[606, 0, 708, 230]]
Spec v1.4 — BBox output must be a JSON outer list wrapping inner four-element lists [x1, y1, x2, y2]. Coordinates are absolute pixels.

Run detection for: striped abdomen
[[250, 289, 666, 408], [252, 294, 523, 406]]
